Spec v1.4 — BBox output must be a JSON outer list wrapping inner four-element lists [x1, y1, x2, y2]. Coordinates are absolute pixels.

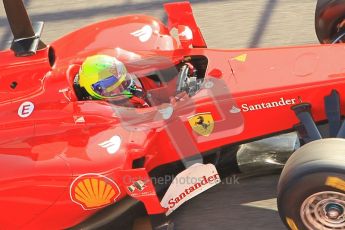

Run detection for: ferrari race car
[[2, 0, 345, 229]]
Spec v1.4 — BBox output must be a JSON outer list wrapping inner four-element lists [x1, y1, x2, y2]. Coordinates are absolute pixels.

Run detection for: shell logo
[[70, 174, 121, 210]]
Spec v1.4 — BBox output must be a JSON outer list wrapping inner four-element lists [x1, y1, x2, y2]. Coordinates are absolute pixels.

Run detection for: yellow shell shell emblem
[[70, 174, 121, 210], [188, 112, 215, 136]]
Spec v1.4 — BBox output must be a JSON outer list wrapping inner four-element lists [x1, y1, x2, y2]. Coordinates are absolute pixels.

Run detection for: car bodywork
[[1, 0, 345, 229]]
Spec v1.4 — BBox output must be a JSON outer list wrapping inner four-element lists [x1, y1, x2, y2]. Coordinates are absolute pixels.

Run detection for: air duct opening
[[48, 46, 56, 67]]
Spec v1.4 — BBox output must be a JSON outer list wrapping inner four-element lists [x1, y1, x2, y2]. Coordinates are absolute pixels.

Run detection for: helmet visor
[[91, 75, 126, 97]]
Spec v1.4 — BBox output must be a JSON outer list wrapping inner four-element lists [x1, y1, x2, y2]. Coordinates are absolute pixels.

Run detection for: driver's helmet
[[78, 55, 132, 99]]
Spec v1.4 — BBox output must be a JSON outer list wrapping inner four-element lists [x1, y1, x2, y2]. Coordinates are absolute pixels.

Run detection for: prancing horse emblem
[[188, 112, 215, 136]]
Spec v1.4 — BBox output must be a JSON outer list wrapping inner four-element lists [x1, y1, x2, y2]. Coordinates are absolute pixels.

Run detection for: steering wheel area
[[176, 64, 191, 94], [176, 63, 203, 97]]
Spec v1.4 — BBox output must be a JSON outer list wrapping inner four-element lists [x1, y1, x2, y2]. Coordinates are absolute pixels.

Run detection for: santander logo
[[98, 136, 121, 154], [167, 174, 220, 209], [230, 97, 298, 113], [161, 163, 221, 215], [130, 25, 153, 42]]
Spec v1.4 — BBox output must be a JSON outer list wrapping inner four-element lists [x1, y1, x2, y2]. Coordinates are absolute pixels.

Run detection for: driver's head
[[79, 55, 131, 99]]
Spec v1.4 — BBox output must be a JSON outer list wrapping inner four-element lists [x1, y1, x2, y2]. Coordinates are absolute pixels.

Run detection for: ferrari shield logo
[[188, 112, 214, 136]]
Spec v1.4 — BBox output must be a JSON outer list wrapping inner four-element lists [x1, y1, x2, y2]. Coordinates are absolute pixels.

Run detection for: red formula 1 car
[[2, 0, 345, 229]]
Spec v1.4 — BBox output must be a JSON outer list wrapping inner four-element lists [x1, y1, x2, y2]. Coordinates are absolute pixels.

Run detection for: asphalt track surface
[[0, 1, 318, 229]]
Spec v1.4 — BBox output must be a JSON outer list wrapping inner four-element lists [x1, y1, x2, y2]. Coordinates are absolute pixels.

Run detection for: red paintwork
[[1, 1, 345, 229]]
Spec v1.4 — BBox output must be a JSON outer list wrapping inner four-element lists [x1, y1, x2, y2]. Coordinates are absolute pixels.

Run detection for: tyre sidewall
[[278, 171, 345, 230]]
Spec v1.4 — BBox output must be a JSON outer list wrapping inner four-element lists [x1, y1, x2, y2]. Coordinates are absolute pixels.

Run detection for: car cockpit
[[71, 55, 208, 108]]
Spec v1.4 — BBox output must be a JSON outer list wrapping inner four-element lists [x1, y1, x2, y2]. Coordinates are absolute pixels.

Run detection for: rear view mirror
[[178, 25, 193, 49]]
